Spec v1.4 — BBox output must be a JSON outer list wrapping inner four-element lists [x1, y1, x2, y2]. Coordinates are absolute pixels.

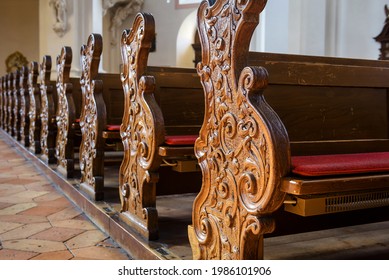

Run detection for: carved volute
[[12, 70, 21, 140], [0, 76, 3, 129], [40, 55, 54, 162], [119, 12, 164, 239], [28, 61, 40, 153], [79, 33, 105, 198], [7, 72, 14, 136], [189, 0, 290, 259], [3, 75, 9, 131], [19, 67, 29, 146], [55, 46, 72, 173]]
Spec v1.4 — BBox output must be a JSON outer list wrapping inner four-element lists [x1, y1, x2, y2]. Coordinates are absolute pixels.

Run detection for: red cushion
[[106, 124, 121, 131], [164, 135, 198, 146], [291, 152, 389, 177], [75, 118, 80, 123]]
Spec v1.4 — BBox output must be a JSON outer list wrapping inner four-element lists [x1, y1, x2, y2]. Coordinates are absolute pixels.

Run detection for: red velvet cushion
[[164, 135, 198, 146], [75, 118, 80, 123], [291, 152, 389, 177], [106, 124, 121, 131]]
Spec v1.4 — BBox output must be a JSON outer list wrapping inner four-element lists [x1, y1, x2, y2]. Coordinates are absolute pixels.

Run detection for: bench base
[[284, 189, 389, 216]]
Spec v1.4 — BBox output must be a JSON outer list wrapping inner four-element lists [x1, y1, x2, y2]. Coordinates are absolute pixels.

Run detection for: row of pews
[[2, 0, 389, 259]]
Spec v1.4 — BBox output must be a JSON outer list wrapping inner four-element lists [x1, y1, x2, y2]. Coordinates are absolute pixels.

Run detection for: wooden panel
[[264, 86, 388, 142]]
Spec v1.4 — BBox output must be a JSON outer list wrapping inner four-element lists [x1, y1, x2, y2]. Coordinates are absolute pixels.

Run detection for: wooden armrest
[[281, 173, 389, 195], [158, 146, 195, 157]]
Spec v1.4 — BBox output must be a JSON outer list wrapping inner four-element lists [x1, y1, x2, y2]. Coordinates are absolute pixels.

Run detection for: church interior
[[1, 0, 389, 261]]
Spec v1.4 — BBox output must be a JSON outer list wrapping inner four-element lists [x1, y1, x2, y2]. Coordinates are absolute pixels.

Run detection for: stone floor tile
[[71, 246, 131, 260], [0, 202, 37, 215], [25, 183, 56, 192], [0, 221, 23, 234], [0, 222, 52, 241], [29, 227, 85, 242], [47, 207, 82, 222], [1, 178, 40, 186], [0, 190, 49, 204], [0, 201, 13, 210], [50, 219, 97, 231], [0, 214, 48, 224], [33, 191, 64, 202], [2, 238, 67, 253], [36, 197, 73, 208], [65, 230, 108, 249], [0, 248, 39, 260], [18, 205, 68, 216], [0, 186, 26, 197], [30, 250, 74, 260]]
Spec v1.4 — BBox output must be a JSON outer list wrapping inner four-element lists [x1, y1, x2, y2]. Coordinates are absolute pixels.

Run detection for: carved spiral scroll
[[79, 33, 105, 198], [19, 67, 29, 146], [28, 61, 41, 154], [40, 55, 56, 163], [12, 70, 21, 141], [119, 13, 164, 239], [190, 0, 290, 260], [55, 46, 72, 173]]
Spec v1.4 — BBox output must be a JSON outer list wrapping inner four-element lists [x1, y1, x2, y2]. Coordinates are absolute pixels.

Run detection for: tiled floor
[[0, 134, 132, 260]]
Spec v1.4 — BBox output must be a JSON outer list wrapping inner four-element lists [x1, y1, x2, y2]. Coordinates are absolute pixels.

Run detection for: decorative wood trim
[[4, 74, 9, 132], [55, 46, 75, 178], [7, 73, 14, 136], [188, 0, 290, 260], [40, 55, 57, 164], [0, 76, 3, 129], [19, 67, 30, 147], [12, 70, 21, 141], [79, 33, 106, 200], [28, 62, 42, 154], [119, 12, 164, 240]]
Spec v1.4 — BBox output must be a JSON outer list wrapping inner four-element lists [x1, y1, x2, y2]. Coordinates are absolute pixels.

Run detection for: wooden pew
[[119, 13, 204, 240], [6, 73, 14, 136], [78, 33, 123, 201], [2, 75, 9, 132], [11, 70, 21, 141], [0, 76, 3, 129], [189, 0, 389, 260], [55, 46, 82, 178], [19, 66, 30, 147], [28, 62, 42, 154], [39, 55, 58, 165]]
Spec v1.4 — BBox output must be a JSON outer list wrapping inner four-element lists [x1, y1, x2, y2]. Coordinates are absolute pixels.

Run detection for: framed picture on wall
[[175, 0, 202, 9]]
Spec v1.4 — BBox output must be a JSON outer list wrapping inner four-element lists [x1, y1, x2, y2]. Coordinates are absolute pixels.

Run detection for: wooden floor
[[1, 129, 389, 260]]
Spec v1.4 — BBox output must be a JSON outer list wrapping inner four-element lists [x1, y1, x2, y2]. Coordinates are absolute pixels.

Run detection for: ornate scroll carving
[[40, 56, 57, 164], [55, 46, 75, 177], [7, 73, 14, 136], [79, 33, 106, 200], [12, 70, 21, 141], [188, 0, 290, 260], [119, 13, 164, 240], [3, 75, 9, 131], [19, 67, 30, 147], [28, 62, 42, 154], [0, 77, 3, 129]]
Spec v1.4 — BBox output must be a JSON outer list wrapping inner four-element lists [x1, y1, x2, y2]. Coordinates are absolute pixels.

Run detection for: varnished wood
[[119, 13, 204, 240], [19, 67, 29, 147], [189, 0, 289, 260], [28, 61, 42, 154], [55, 46, 82, 178], [189, 0, 389, 260], [79, 33, 124, 201], [12, 70, 21, 141], [79, 33, 106, 200], [39, 55, 57, 164], [7, 73, 15, 136]]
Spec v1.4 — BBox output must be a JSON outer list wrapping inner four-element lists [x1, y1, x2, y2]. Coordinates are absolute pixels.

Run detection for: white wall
[[251, 0, 387, 60]]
